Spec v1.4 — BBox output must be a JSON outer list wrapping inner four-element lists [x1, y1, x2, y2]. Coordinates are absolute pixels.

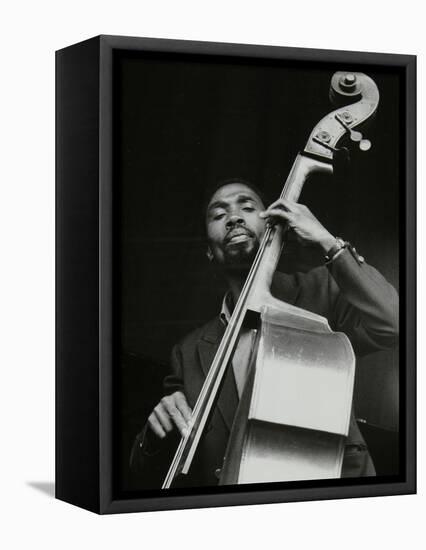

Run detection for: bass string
[[183, 173, 296, 447], [225, 164, 296, 333], [165, 172, 297, 484], [183, 219, 280, 436]]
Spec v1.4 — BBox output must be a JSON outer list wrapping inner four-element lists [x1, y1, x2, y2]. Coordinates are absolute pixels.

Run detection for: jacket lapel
[[197, 318, 238, 432], [195, 271, 299, 433]]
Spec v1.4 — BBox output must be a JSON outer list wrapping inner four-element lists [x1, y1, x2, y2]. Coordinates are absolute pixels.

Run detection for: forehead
[[207, 183, 263, 207]]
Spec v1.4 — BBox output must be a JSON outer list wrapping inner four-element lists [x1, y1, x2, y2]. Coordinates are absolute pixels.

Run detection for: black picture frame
[[56, 35, 416, 514]]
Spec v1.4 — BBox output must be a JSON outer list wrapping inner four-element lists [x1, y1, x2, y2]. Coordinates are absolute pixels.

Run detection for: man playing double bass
[[130, 178, 399, 487]]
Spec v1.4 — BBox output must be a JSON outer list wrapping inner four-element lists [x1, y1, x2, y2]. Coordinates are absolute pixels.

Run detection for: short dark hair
[[203, 177, 268, 217]]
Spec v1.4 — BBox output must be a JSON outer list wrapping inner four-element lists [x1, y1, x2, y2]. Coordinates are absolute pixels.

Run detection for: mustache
[[224, 227, 255, 243]]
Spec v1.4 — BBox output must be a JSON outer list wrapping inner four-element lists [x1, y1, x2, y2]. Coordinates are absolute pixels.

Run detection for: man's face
[[206, 183, 266, 270]]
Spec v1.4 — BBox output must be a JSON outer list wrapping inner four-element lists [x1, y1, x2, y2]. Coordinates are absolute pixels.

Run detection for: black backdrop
[[113, 51, 401, 491]]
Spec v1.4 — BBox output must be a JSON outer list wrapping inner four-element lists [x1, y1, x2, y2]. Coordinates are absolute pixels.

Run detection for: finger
[[148, 413, 166, 439], [260, 208, 294, 222], [153, 404, 174, 433], [263, 198, 299, 213], [162, 398, 189, 437], [170, 408, 189, 438], [175, 392, 193, 424]]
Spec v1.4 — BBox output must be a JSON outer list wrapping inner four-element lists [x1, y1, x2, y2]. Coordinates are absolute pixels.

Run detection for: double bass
[[163, 71, 380, 488]]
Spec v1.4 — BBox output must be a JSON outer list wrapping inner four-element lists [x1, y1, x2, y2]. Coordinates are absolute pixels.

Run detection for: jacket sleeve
[[324, 248, 399, 356], [163, 343, 185, 395], [128, 344, 184, 488]]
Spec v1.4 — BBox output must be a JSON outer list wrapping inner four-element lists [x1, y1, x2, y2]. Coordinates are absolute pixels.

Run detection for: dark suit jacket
[[131, 249, 399, 488]]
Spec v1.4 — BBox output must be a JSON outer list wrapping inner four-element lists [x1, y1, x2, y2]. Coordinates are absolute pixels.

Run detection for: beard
[[222, 238, 260, 275]]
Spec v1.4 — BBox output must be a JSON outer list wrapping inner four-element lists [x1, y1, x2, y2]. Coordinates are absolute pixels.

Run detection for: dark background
[[114, 51, 401, 491]]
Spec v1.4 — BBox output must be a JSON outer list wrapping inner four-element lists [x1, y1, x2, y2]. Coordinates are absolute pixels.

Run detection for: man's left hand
[[260, 199, 335, 252]]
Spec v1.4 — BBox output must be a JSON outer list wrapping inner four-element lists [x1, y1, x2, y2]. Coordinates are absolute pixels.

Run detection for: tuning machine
[[312, 131, 350, 171], [335, 111, 371, 151]]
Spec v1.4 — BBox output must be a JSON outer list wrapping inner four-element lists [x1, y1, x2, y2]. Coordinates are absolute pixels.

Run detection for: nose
[[225, 213, 245, 229]]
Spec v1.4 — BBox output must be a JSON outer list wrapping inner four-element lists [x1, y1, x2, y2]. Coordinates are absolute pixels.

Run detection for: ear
[[206, 247, 214, 262]]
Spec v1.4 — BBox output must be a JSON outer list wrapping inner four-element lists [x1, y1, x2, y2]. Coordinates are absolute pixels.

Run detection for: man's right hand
[[147, 391, 193, 439]]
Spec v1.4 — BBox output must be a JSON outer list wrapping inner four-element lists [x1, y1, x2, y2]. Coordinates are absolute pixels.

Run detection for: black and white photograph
[[110, 44, 407, 499], [54, 35, 416, 516], [3, 0, 422, 547]]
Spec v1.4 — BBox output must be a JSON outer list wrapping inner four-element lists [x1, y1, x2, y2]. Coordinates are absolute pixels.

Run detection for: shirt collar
[[220, 291, 233, 326]]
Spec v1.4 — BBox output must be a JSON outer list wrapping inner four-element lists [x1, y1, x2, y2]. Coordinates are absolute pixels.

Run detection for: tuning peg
[[335, 112, 372, 152], [349, 130, 363, 143], [359, 139, 371, 151], [351, 131, 372, 151]]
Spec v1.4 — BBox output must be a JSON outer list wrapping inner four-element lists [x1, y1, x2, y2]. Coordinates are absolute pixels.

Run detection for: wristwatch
[[325, 238, 365, 265], [324, 237, 347, 263]]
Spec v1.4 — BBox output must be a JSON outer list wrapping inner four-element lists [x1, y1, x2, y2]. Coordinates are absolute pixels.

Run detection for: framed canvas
[[55, 35, 416, 514]]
